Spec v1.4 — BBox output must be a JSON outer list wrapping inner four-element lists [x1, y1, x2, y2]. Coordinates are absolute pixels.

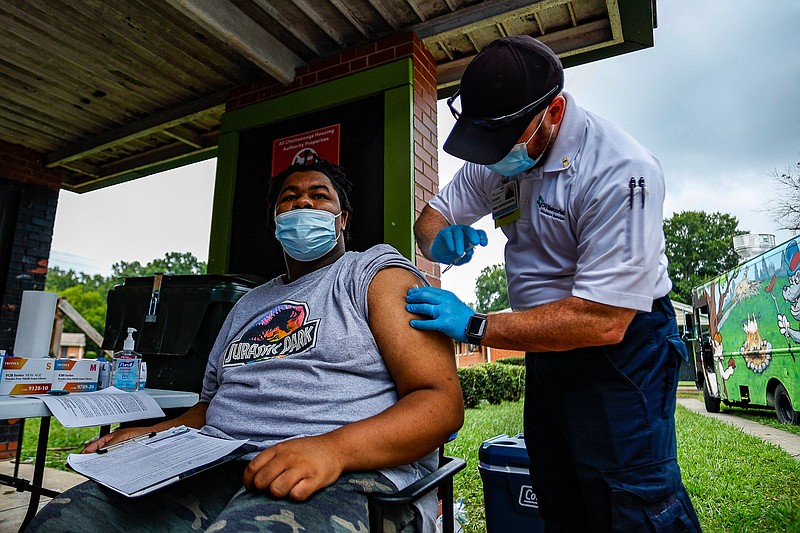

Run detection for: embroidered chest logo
[[536, 196, 566, 221], [222, 301, 319, 367]]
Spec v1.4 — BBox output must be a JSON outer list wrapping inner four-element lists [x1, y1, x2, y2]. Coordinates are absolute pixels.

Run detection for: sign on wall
[[231, 94, 384, 279], [271, 125, 341, 176]]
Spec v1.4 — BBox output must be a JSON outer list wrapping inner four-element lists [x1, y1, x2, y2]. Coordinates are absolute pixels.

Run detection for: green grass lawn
[[18, 399, 800, 532], [18, 418, 105, 469]]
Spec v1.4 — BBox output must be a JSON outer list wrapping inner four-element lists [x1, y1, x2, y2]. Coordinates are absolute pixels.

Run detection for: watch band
[[465, 313, 488, 345]]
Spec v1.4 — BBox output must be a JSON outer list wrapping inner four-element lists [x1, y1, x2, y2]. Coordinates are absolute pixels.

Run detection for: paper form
[[67, 426, 252, 497], [30, 387, 166, 427]]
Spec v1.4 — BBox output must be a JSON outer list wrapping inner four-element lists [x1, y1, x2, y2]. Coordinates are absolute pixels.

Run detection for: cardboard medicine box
[[0, 357, 54, 395], [53, 359, 98, 393]]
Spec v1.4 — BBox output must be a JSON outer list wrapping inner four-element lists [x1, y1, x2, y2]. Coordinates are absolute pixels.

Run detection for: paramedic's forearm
[[414, 205, 450, 261], [483, 297, 637, 352]]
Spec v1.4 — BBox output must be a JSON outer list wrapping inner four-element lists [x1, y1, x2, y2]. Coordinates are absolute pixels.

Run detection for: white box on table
[[53, 359, 99, 393], [0, 357, 53, 395]]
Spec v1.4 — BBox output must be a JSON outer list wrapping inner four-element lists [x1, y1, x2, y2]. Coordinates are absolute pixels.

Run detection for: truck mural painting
[[692, 235, 800, 425]]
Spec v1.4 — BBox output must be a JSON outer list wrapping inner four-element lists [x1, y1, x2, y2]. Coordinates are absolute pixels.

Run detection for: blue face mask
[[274, 209, 342, 262], [487, 109, 552, 177]]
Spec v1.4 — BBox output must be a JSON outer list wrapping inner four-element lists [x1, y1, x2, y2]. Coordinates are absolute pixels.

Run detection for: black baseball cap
[[443, 36, 564, 165]]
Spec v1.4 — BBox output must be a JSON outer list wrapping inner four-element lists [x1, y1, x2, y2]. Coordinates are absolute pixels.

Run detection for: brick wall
[[0, 140, 63, 352], [228, 31, 419, 111], [456, 350, 486, 368], [227, 32, 441, 286], [0, 141, 63, 192], [410, 35, 440, 287], [454, 341, 525, 367], [490, 347, 526, 362], [0, 418, 21, 460]]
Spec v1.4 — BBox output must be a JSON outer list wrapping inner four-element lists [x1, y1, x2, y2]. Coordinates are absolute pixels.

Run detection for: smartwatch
[[465, 313, 488, 345]]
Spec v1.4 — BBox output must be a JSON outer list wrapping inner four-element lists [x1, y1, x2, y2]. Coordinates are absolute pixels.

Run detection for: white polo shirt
[[429, 92, 672, 312]]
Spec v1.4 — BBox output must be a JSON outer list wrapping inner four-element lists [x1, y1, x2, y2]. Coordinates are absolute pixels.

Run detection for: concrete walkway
[[677, 397, 800, 460], [0, 460, 84, 532]]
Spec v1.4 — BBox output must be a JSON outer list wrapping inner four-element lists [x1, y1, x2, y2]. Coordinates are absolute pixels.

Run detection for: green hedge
[[495, 356, 525, 366], [457, 362, 525, 408]]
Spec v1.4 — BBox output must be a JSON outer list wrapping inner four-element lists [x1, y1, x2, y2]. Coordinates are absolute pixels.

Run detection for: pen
[[148, 425, 192, 444], [638, 177, 646, 207], [442, 244, 474, 274], [628, 177, 636, 209], [97, 431, 157, 454]]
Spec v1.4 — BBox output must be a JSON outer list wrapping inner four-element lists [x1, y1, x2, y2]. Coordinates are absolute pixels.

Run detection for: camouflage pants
[[26, 461, 419, 532]]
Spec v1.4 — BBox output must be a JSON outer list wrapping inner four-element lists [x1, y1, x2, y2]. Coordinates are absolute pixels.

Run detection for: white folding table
[[0, 389, 199, 532]]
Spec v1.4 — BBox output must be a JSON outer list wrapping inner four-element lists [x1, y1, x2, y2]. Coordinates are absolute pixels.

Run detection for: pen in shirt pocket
[[638, 177, 646, 207], [628, 177, 636, 209]]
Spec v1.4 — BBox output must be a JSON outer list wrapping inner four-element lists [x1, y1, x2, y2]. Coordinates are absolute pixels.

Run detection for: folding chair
[[367, 441, 466, 533]]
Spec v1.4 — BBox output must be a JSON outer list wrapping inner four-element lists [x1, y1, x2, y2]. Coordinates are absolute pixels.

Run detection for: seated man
[[27, 158, 464, 533]]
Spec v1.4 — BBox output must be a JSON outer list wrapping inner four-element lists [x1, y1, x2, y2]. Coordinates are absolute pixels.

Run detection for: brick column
[[410, 35, 440, 287], [0, 140, 63, 352]]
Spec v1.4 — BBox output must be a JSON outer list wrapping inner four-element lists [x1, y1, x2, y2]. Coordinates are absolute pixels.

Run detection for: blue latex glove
[[406, 286, 475, 343], [430, 225, 488, 266]]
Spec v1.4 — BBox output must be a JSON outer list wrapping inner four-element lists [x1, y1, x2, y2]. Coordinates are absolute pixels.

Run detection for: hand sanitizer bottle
[[112, 327, 141, 392]]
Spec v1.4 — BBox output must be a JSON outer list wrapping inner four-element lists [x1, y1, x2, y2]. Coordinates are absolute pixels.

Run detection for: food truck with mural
[[691, 235, 800, 424]]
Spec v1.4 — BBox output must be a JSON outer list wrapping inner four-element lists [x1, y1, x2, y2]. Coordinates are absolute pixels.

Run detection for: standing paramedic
[[405, 36, 702, 532]]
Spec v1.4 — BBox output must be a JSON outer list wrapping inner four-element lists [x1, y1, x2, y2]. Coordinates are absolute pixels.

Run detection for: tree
[[46, 266, 116, 299], [59, 285, 107, 354], [45, 266, 81, 293], [663, 211, 745, 303], [474, 264, 510, 313], [110, 251, 207, 280], [765, 160, 800, 231]]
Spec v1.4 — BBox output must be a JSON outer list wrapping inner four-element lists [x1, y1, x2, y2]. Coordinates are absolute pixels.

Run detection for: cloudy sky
[[50, 0, 799, 304]]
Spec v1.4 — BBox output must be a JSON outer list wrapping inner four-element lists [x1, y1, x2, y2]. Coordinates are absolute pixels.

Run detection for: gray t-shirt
[[200, 244, 438, 529]]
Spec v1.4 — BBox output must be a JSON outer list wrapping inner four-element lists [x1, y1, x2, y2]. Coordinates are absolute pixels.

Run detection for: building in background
[[59, 332, 86, 359]]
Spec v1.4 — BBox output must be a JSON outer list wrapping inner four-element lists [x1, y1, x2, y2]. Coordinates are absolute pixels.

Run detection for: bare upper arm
[[367, 267, 460, 399]]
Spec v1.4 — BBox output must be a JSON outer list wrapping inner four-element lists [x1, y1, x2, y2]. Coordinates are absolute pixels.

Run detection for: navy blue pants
[[524, 297, 701, 532]]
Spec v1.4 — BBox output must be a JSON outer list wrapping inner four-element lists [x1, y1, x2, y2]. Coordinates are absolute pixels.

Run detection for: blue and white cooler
[[478, 434, 545, 532]]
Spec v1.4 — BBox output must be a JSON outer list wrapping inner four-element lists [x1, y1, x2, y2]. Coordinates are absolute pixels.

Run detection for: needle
[[442, 244, 474, 274]]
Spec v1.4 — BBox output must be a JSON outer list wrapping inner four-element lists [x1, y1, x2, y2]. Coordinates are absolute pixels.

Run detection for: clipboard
[[67, 426, 257, 497]]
